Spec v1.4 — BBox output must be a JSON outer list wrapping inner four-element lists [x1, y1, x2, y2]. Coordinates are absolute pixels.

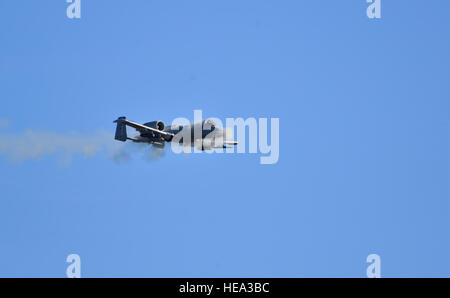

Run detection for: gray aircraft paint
[[114, 117, 237, 151]]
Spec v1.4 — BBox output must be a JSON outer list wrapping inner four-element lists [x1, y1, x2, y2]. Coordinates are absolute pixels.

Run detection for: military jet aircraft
[[114, 117, 238, 150]]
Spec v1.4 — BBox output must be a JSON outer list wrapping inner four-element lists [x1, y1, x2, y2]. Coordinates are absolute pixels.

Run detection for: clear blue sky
[[1, 1, 450, 277]]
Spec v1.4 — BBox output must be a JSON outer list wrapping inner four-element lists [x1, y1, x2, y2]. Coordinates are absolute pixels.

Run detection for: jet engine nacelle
[[144, 121, 165, 131]]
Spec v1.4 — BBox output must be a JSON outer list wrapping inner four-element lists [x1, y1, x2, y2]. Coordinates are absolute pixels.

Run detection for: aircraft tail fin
[[114, 117, 127, 142]]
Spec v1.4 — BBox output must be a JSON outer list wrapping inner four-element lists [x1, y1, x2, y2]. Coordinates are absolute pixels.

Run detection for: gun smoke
[[0, 129, 163, 165]]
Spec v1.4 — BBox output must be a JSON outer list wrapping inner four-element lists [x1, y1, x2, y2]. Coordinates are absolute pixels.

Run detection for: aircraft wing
[[114, 117, 174, 139]]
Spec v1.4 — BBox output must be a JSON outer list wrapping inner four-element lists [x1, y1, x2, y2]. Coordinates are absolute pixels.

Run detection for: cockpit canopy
[[202, 119, 216, 131]]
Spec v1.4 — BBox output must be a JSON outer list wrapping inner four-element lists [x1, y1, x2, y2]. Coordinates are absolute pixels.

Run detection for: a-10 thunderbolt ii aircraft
[[113, 117, 238, 150]]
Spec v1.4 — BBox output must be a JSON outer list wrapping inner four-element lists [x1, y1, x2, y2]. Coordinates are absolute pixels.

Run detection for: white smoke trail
[[0, 130, 115, 163], [112, 140, 166, 164], [0, 129, 163, 164]]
